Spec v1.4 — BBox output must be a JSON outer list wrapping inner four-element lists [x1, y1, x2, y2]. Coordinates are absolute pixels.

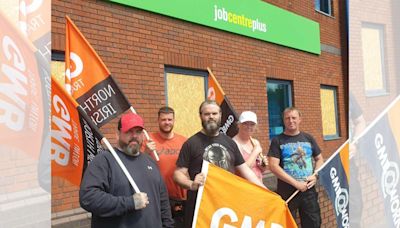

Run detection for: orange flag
[[51, 77, 103, 186], [65, 16, 130, 127], [18, 0, 51, 42], [207, 68, 238, 137], [193, 162, 297, 228], [0, 11, 45, 158]]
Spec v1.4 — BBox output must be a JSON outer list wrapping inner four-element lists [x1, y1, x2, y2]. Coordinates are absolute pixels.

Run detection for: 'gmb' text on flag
[[357, 96, 400, 228], [207, 68, 238, 137], [318, 141, 349, 228], [193, 161, 297, 228]]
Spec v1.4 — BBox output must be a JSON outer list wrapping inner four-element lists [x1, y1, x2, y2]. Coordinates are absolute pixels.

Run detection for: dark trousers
[[287, 188, 321, 228], [349, 160, 362, 228], [170, 199, 185, 228]]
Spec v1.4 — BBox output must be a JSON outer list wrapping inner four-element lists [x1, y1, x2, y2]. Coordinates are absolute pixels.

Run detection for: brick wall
[[352, 156, 387, 227], [349, 0, 399, 122], [52, 0, 348, 227], [348, 1, 399, 226], [0, 149, 51, 227]]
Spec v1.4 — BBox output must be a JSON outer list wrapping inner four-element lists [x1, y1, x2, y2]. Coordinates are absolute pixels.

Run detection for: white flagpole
[[286, 140, 349, 204], [102, 138, 140, 193]]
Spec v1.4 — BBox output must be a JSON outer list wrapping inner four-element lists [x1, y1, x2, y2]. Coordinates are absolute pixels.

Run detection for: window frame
[[52, 51, 65, 61], [164, 66, 208, 137], [320, 85, 340, 140], [315, 0, 333, 17], [267, 78, 293, 140], [164, 66, 208, 104], [361, 22, 388, 97]]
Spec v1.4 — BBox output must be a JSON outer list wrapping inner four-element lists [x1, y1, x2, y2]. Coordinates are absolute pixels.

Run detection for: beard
[[119, 139, 141, 156], [159, 124, 173, 134], [202, 118, 221, 136]]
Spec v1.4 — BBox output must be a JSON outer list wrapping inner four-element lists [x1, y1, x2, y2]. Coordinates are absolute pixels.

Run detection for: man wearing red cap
[[79, 113, 174, 228]]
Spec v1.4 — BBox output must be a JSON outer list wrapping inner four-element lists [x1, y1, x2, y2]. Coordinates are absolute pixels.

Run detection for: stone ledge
[[52, 208, 91, 226]]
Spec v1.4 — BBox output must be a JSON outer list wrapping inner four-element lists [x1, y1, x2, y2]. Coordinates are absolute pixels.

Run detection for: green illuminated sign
[[108, 0, 320, 54]]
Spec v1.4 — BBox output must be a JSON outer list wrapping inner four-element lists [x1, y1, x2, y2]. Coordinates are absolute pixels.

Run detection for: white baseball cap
[[239, 111, 257, 124]]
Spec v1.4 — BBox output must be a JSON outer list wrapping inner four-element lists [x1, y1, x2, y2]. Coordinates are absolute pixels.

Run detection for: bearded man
[[173, 100, 266, 228], [145, 106, 187, 228], [79, 113, 174, 228]]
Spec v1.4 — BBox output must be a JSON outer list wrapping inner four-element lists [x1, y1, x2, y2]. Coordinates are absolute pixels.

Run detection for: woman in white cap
[[233, 111, 268, 182]]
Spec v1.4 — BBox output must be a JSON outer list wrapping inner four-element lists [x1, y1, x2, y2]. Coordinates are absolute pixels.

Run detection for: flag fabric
[[207, 68, 238, 137], [65, 16, 130, 127], [19, 0, 50, 44], [356, 96, 400, 228], [0, 11, 45, 158], [318, 141, 350, 228], [192, 161, 297, 228], [51, 77, 103, 186]]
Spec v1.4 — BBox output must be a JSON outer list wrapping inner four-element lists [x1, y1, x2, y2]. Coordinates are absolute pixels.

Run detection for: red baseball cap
[[120, 113, 144, 133]]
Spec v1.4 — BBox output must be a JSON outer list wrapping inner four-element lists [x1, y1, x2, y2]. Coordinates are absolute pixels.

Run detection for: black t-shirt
[[349, 92, 363, 140], [268, 132, 321, 199], [176, 131, 244, 228]]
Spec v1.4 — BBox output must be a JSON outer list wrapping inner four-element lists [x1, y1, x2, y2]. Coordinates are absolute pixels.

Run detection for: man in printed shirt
[[268, 107, 323, 228]]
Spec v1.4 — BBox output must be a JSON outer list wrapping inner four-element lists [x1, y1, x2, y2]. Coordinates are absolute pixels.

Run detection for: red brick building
[[51, 0, 348, 227], [349, 0, 400, 227]]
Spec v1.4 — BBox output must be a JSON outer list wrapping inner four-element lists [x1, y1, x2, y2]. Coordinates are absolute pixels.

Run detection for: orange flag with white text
[[19, 0, 50, 42], [0, 11, 44, 158], [193, 162, 297, 228], [65, 16, 130, 127], [51, 77, 103, 186]]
